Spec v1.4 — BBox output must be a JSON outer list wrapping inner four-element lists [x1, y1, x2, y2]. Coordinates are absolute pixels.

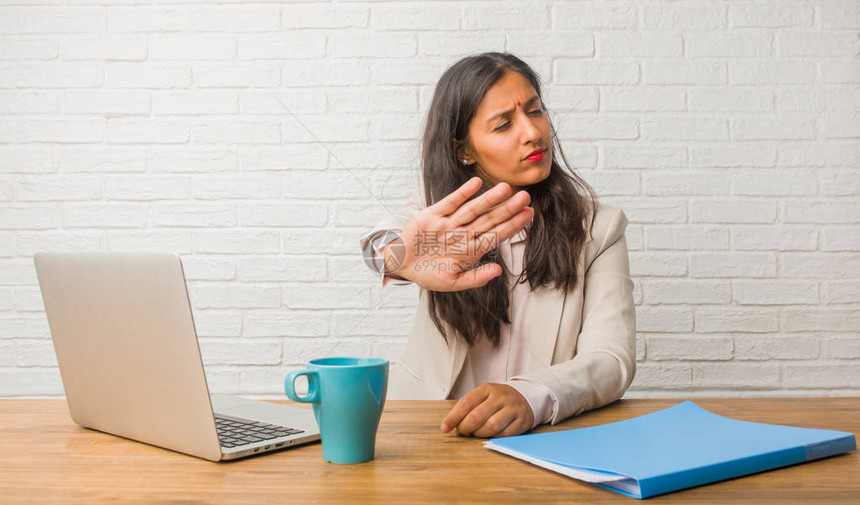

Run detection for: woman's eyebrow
[[486, 95, 541, 124]]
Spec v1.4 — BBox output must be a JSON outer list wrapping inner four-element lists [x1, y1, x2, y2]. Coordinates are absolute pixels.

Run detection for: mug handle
[[284, 370, 320, 403]]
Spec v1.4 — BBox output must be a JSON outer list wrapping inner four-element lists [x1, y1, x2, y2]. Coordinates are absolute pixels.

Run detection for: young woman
[[359, 52, 635, 439]]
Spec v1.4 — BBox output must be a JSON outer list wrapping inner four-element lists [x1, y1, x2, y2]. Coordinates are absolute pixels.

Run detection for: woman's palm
[[386, 177, 533, 292]]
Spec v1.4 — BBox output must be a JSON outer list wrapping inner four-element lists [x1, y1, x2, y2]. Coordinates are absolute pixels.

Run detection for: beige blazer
[[359, 183, 636, 425]]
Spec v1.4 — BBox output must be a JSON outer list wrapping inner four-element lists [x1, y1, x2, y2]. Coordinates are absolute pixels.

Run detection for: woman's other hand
[[440, 383, 534, 438], [384, 176, 533, 292]]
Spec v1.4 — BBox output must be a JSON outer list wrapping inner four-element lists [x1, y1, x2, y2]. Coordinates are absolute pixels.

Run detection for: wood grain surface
[[0, 398, 857, 504]]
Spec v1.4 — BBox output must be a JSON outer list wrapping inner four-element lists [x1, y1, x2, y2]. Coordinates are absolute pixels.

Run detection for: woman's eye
[[494, 110, 544, 131]]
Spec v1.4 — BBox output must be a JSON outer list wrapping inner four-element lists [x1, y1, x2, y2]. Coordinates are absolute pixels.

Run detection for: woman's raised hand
[[383, 177, 534, 292]]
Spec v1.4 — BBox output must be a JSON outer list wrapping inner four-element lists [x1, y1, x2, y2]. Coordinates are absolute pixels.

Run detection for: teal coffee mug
[[284, 357, 388, 464]]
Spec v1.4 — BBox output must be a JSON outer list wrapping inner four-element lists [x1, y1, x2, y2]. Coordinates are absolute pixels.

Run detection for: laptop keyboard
[[215, 415, 304, 448]]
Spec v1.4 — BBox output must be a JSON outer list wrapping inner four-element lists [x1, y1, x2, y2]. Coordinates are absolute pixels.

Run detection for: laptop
[[33, 252, 321, 462]]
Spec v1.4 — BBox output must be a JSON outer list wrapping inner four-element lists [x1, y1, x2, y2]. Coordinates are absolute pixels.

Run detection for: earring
[[460, 159, 469, 165]]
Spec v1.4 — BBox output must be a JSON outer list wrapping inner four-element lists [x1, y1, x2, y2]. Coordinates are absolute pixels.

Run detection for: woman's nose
[[520, 114, 541, 142]]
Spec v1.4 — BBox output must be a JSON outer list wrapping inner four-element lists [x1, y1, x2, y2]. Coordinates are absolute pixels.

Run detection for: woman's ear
[[451, 137, 474, 166]]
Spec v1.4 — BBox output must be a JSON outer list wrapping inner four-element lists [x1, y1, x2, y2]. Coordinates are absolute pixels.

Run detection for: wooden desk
[[1, 398, 857, 504]]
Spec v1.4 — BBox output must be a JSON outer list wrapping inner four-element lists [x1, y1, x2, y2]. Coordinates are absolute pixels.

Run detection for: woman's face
[[457, 71, 552, 193]]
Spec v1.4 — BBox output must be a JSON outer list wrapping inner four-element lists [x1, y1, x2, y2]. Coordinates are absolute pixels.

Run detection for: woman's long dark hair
[[422, 52, 598, 348]]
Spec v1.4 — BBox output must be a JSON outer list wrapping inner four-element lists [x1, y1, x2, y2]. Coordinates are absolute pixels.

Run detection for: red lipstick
[[524, 148, 546, 162]]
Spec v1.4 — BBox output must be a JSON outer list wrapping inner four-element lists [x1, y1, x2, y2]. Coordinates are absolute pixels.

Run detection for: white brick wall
[[0, 1, 857, 399]]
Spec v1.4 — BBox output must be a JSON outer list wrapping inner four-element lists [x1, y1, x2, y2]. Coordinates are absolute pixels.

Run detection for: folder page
[[484, 401, 856, 499]]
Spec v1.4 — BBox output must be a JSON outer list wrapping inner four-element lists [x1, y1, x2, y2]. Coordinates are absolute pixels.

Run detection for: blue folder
[[484, 401, 856, 499]]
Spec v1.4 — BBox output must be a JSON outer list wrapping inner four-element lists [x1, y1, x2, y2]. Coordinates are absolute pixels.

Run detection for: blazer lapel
[[526, 285, 566, 368], [443, 211, 593, 391], [526, 211, 593, 369]]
